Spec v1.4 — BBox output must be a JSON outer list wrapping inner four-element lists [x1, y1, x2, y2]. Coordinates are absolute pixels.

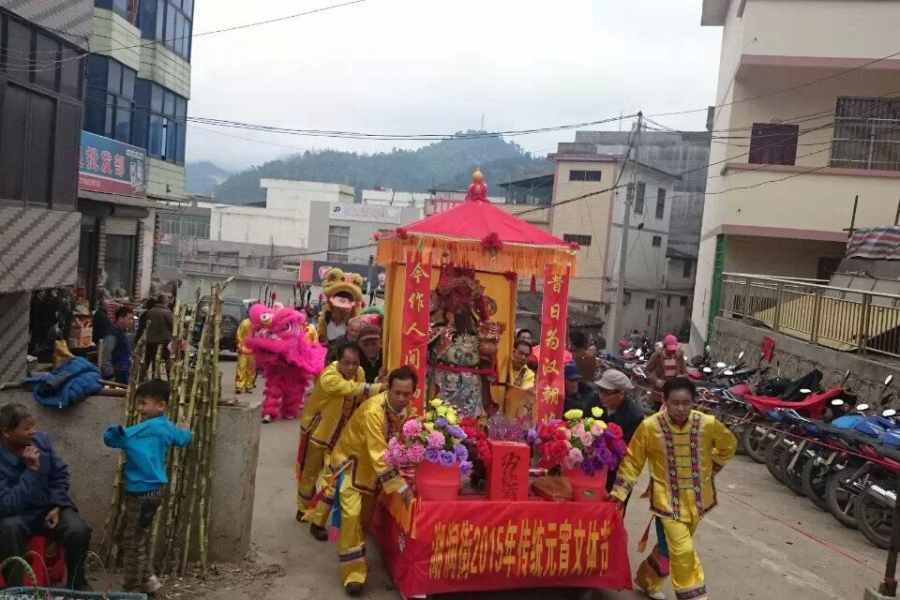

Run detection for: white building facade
[[692, 0, 900, 346]]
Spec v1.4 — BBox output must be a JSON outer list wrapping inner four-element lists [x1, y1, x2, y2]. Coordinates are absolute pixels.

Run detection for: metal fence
[[719, 273, 900, 359]]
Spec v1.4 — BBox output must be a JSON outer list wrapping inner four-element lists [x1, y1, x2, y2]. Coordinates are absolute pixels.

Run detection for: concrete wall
[[0, 391, 261, 563], [139, 44, 191, 100], [262, 179, 354, 211], [0, 207, 81, 294], [91, 8, 141, 71], [211, 206, 310, 248], [147, 158, 187, 201], [741, 0, 900, 60], [549, 160, 617, 303], [712, 316, 900, 409], [0, 293, 29, 383]]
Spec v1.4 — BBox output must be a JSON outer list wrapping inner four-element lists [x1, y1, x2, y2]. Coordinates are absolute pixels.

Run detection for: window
[[84, 56, 136, 143], [652, 236, 662, 247], [95, 0, 140, 25], [749, 123, 798, 166], [158, 246, 179, 268], [635, 182, 646, 214], [682, 259, 692, 278], [132, 79, 187, 163], [563, 234, 592, 246], [105, 234, 136, 296], [1, 16, 83, 100], [137, 0, 193, 61], [655, 188, 666, 219], [831, 97, 900, 171], [645, 298, 656, 310], [569, 170, 602, 182], [162, 215, 210, 238], [327, 226, 350, 262], [0, 13, 83, 209], [680, 296, 688, 306]]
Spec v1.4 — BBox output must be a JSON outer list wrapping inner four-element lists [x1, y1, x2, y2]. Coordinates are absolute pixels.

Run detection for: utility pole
[[611, 112, 642, 349]]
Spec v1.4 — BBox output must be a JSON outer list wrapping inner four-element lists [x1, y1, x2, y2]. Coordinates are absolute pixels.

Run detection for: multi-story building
[[156, 181, 420, 299], [79, 0, 194, 304], [549, 142, 682, 341], [693, 0, 900, 346], [0, 0, 93, 381]]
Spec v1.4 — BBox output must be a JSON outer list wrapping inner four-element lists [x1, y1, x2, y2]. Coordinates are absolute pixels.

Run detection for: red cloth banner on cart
[[372, 497, 631, 597], [534, 266, 570, 423], [400, 250, 431, 408]]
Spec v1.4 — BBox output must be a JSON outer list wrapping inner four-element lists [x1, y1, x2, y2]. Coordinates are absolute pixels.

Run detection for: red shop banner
[[534, 266, 570, 424], [372, 497, 632, 597], [400, 250, 431, 409]]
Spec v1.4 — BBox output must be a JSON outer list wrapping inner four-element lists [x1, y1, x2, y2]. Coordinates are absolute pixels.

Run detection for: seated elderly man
[[0, 404, 91, 590]]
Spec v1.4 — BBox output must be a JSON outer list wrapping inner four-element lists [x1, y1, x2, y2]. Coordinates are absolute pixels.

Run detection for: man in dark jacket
[[563, 363, 599, 414], [597, 369, 644, 496], [142, 296, 175, 374], [102, 307, 134, 384], [0, 404, 91, 589]]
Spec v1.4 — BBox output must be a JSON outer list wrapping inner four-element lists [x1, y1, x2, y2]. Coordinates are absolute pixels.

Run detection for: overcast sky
[[186, 0, 723, 172]]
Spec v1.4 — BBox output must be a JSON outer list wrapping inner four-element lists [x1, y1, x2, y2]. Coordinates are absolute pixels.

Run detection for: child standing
[[104, 380, 192, 594]]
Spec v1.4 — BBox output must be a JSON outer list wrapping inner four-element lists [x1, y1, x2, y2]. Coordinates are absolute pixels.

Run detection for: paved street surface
[[217, 360, 884, 600]]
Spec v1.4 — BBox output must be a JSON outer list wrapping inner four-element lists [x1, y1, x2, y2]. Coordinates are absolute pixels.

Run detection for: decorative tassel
[[530, 275, 537, 292], [637, 517, 654, 553], [328, 471, 345, 544]]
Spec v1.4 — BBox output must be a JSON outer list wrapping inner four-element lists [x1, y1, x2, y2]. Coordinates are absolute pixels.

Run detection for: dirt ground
[[163, 360, 886, 600]]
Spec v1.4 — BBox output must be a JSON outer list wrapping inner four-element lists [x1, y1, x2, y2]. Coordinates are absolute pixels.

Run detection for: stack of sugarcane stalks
[[102, 278, 232, 578]]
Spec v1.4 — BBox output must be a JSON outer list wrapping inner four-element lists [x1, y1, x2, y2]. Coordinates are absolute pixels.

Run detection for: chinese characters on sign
[[400, 251, 431, 407], [428, 517, 614, 581], [78, 131, 147, 198], [534, 266, 570, 423]]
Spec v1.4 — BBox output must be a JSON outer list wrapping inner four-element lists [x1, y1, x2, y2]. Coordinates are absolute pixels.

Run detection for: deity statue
[[426, 264, 506, 419]]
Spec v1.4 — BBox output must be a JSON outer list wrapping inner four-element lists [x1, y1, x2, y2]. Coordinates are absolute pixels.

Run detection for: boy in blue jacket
[[104, 379, 191, 594]]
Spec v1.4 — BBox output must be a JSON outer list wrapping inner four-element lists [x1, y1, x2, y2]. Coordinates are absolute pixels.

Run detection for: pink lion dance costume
[[245, 304, 327, 422]]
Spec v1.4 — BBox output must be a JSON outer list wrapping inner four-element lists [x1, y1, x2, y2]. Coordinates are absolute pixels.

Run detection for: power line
[[646, 48, 900, 120]]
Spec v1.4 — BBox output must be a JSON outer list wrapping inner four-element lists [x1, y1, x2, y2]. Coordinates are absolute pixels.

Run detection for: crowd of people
[[279, 312, 736, 599]]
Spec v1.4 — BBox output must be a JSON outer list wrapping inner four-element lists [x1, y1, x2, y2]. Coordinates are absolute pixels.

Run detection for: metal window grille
[[569, 170, 602, 182], [563, 234, 592, 246], [831, 97, 900, 171]]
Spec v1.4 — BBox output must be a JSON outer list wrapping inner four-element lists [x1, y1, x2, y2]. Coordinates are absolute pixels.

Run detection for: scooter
[[739, 370, 847, 463]]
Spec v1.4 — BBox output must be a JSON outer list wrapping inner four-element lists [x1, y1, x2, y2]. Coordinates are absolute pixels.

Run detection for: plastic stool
[[0, 536, 67, 587]]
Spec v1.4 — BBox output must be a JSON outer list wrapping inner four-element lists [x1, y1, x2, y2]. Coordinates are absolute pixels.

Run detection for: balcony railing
[[719, 272, 900, 359]]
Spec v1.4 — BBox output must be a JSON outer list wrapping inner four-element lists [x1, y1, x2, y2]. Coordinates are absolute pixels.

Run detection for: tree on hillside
[[211, 132, 551, 205]]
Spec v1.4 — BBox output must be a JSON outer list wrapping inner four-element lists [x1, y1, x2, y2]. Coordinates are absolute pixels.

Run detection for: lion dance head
[[317, 268, 365, 341], [246, 304, 327, 391]]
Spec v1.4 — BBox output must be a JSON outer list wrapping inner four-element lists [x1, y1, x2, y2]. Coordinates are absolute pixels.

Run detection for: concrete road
[[220, 360, 884, 600]]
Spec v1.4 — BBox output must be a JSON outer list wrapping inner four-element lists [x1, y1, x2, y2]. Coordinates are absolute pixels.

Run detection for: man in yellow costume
[[296, 343, 382, 524], [234, 316, 256, 393], [305, 365, 416, 596], [610, 377, 736, 600]]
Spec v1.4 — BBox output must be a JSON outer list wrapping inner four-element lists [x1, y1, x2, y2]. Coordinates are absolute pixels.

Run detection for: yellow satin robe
[[234, 318, 256, 392], [296, 363, 381, 512], [611, 410, 736, 600], [307, 393, 409, 587]]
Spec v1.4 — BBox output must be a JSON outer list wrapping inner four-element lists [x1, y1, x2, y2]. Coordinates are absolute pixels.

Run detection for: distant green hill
[[212, 132, 551, 205], [185, 161, 232, 195]]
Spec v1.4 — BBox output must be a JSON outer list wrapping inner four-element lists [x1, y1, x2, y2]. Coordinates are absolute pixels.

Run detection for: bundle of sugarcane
[[102, 278, 232, 578]]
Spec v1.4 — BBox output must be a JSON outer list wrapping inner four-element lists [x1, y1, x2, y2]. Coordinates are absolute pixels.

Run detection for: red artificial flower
[[480, 232, 503, 254], [606, 423, 623, 439], [567, 241, 581, 252], [396, 227, 409, 240]]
